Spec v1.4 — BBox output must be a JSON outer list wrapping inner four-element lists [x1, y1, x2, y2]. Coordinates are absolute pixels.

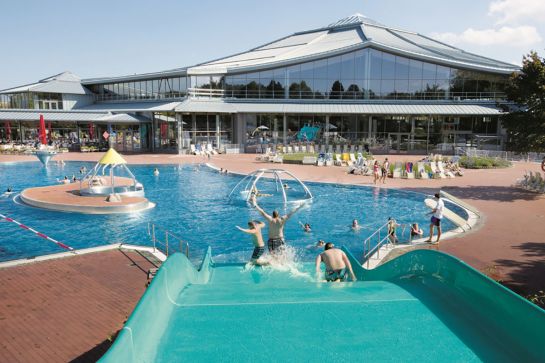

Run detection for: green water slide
[[100, 248, 545, 362]]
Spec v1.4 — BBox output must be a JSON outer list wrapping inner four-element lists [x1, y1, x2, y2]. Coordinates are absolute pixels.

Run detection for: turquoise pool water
[[0, 161, 461, 262], [100, 250, 545, 362]]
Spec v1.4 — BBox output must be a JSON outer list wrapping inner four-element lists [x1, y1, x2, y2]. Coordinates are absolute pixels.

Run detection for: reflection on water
[[0, 161, 460, 263]]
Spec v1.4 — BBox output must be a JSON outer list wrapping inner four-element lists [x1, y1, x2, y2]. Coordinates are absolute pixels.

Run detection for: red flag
[[39, 115, 47, 145]]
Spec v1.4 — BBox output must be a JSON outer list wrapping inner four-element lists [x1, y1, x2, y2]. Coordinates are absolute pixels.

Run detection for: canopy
[[98, 148, 127, 165], [39, 114, 47, 145]]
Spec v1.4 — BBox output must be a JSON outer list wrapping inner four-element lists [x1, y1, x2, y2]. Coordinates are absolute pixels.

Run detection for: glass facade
[[87, 76, 188, 102], [222, 48, 509, 100], [0, 92, 63, 110]]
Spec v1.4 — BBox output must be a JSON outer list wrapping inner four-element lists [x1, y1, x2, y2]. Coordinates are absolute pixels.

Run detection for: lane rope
[[0, 212, 75, 252]]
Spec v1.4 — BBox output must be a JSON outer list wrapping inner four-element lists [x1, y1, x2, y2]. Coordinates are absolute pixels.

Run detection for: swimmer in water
[[153, 168, 160, 176], [299, 222, 312, 233], [72, 175, 77, 183], [283, 183, 291, 189], [352, 219, 360, 230], [59, 176, 70, 184], [250, 185, 272, 198]]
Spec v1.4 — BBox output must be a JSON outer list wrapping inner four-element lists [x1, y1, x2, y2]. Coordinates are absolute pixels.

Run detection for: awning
[[78, 101, 182, 112], [175, 100, 505, 115], [0, 110, 151, 123]]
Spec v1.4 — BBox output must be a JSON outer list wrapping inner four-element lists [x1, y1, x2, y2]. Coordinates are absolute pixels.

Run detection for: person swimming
[[79, 166, 87, 174], [59, 176, 70, 184], [352, 219, 360, 230], [299, 222, 312, 232], [153, 168, 160, 176], [315, 242, 357, 282]]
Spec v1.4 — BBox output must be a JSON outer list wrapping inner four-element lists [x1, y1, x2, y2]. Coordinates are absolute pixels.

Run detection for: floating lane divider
[[0, 212, 75, 252]]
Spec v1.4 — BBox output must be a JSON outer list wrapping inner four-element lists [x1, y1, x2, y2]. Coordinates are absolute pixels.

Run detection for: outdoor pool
[[0, 161, 462, 262]]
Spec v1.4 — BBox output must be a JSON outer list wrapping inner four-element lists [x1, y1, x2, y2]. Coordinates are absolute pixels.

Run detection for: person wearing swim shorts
[[252, 196, 304, 255], [427, 193, 444, 244], [236, 220, 266, 264], [315, 242, 356, 282]]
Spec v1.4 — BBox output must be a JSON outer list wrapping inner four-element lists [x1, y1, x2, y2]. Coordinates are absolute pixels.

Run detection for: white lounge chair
[[430, 162, 445, 178], [392, 162, 402, 178], [405, 162, 415, 179], [438, 161, 455, 178], [308, 145, 315, 154], [293, 145, 300, 153], [417, 162, 429, 179], [334, 154, 343, 166], [349, 153, 357, 165]]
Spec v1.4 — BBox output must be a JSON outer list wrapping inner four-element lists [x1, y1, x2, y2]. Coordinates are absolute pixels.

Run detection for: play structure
[[80, 148, 144, 198], [297, 124, 320, 142], [228, 168, 313, 205]]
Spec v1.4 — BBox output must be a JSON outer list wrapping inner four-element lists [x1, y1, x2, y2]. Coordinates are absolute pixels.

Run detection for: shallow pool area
[[0, 161, 461, 263]]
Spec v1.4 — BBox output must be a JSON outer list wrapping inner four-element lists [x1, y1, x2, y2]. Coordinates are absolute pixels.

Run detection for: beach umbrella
[[38, 114, 47, 145], [252, 125, 269, 136], [326, 123, 337, 130]]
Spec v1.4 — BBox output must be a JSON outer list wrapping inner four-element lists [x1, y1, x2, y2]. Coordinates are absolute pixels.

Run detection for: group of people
[[373, 158, 390, 185], [236, 195, 356, 282]]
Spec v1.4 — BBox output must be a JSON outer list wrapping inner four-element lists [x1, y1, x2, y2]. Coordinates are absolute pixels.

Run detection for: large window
[[88, 76, 188, 102], [221, 48, 509, 101]]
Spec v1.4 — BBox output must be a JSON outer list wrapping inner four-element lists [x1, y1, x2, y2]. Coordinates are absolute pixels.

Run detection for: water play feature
[[228, 168, 313, 205]]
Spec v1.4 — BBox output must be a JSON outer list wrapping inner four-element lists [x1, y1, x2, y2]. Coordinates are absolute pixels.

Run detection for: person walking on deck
[[252, 196, 304, 254]]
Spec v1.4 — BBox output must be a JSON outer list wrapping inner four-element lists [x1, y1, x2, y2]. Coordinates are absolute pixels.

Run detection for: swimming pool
[[0, 161, 461, 263]]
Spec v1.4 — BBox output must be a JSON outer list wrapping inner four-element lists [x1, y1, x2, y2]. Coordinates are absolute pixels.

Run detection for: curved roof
[[188, 14, 519, 76]]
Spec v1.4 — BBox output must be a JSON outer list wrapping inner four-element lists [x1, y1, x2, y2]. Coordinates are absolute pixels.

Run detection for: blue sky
[[1, 0, 544, 89]]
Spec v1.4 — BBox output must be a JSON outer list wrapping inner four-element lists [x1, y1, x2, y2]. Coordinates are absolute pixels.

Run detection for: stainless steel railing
[[147, 222, 189, 258], [362, 221, 411, 268]]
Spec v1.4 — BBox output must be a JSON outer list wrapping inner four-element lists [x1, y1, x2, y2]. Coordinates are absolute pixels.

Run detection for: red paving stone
[[0, 249, 156, 363]]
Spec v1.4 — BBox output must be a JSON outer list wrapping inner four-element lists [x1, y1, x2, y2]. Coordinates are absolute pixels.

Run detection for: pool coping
[[0, 243, 167, 269]]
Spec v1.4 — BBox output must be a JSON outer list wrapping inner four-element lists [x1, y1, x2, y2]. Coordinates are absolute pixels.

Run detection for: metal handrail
[[362, 221, 412, 268], [147, 222, 189, 258]]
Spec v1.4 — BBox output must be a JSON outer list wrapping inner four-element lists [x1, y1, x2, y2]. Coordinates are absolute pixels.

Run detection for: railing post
[[152, 224, 156, 252], [165, 232, 169, 257]]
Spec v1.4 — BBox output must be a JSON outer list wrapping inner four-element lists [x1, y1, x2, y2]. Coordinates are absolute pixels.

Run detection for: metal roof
[[77, 101, 182, 112], [188, 14, 519, 76], [175, 100, 504, 115], [0, 110, 151, 123], [0, 72, 92, 95]]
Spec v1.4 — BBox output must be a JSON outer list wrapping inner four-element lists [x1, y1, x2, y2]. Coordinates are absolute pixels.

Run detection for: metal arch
[[228, 173, 253, 200], [280, 170, 313, 199]]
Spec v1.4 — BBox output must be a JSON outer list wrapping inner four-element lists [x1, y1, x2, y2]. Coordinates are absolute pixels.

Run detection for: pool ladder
[[147, 222, 189, 258], [362, 221, 411, 268]]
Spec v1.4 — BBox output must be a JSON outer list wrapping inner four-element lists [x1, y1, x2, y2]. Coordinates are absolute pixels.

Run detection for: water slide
[[100, 248, 545, 362]]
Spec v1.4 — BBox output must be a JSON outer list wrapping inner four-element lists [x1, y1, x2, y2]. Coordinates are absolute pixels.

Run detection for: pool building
[[0, 14, 519, 154]]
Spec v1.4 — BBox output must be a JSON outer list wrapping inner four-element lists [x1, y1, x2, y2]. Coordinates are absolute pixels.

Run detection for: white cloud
[[430, 25, 541, 47], [489, 0, 545, 25]]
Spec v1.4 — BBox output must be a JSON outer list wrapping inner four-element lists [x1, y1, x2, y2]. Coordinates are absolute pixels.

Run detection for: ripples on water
[[0, 161, 459, 263]]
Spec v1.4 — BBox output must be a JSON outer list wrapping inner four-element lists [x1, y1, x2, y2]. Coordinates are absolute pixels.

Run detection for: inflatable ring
[[541, 158, 545, 172]]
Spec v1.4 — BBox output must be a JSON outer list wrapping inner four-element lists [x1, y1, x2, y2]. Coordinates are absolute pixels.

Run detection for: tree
[[502, 51, 545, 152]]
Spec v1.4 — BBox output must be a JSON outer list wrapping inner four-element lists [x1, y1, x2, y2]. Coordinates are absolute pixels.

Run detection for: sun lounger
[[392, 162, 402, 178], [287, 146, 293, 154], [349, 153, 357, 165], [293, 145, 300, 153], [405, 162, 415, 179], [334, 154, 343, 166], [272, 154, 283, 163], [308, 145, 315, 154], [417, 162, 429, 179], [438, 161, 455, 178], [430, 162, 446, 178]]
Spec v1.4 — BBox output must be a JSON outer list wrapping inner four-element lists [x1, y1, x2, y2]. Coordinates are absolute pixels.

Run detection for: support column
[[283, 114, 287, 145], [150, 115, 156, 152], [191, 114, 197, 145], [176, 113, 183, 154], [216, 114, 221, 149], [325, 115, 330, 147]]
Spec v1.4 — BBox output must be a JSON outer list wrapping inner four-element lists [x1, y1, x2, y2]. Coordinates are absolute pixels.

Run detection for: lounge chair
[[272, 154, 283, 163], [308, 145, 315, 154], [349, 153, 357, 165], [293, 145, 300, 153], [405, 162, 415, 179], [282, 146, 287, 153], [287, 146, 293, 154], [392, 162, 402, 178], [438, 161, 455, 178], [334, 154, 343, 166], [430, 162, 445, 179], [417, 162, 429, 179]]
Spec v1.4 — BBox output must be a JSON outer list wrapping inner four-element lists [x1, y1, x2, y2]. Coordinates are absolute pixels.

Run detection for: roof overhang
[[0, 110, 151, 123], [77, 101, 182, 112], [175, 100, 505, 116]]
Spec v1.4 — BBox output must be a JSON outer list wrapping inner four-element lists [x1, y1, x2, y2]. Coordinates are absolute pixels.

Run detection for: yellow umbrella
[[98, 148, 127, 165]]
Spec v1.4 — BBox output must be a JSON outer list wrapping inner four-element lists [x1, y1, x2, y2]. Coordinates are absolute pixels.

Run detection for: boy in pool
[[236, 220, 267, 265], [315, 243, 356, 282]]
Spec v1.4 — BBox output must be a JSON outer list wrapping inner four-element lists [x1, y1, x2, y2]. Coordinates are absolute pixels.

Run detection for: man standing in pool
[[236, 220, 266, 265], [427, 193, 444, 244], [252, 196, 304, 255]]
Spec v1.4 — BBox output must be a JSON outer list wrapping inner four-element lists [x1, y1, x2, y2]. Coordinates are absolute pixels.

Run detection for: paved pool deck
[[0, 151, 544, 361]]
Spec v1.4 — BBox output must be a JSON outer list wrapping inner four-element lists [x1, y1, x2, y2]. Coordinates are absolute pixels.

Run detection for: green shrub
[[282, 153, 317, 163], [459, 156, 512, 169]]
